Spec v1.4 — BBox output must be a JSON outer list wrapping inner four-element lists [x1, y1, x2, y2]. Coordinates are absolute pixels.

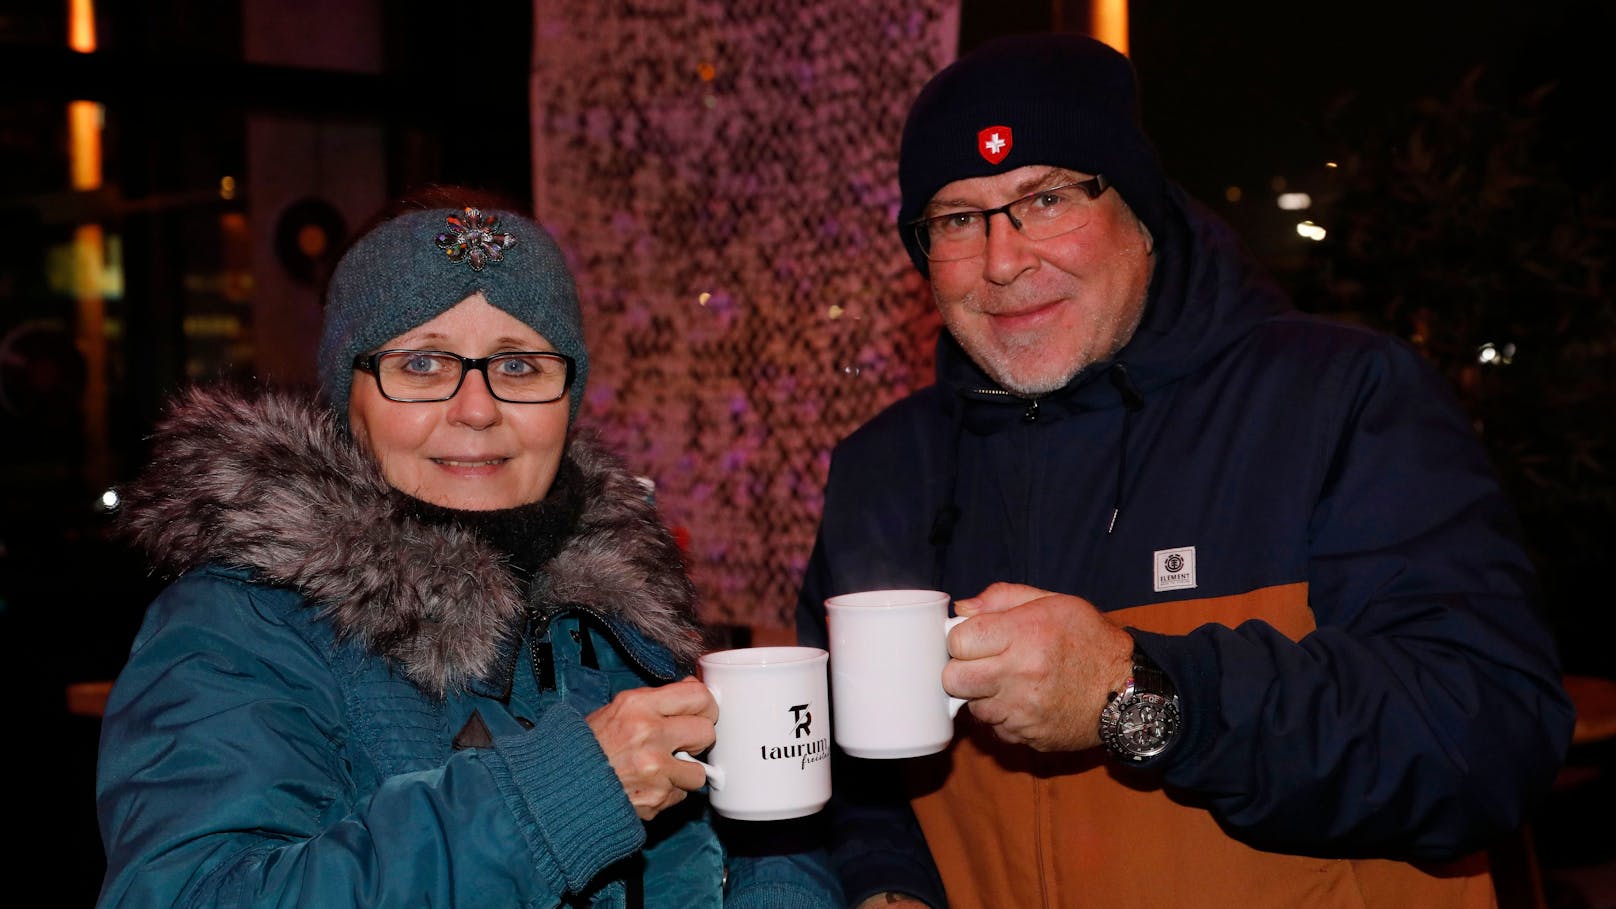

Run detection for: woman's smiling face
[[348, 293, 571, 510]]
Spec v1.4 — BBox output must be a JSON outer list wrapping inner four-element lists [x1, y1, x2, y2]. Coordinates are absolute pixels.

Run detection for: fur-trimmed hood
[[116, 386, 702, 697]]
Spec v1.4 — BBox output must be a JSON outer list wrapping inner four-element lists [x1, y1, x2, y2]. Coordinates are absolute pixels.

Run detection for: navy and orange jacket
[[797, 189, 1573, 908]]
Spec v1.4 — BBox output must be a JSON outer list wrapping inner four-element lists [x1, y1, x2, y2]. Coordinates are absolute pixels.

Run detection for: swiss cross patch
[[977, 125, 1013, 165]]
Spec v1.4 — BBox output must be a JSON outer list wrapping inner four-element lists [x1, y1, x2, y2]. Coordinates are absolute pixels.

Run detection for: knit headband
[[318, 206, 588, 424]]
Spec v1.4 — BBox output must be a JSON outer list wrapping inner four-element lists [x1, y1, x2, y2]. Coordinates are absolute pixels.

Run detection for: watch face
[[1109, 693, 1181, 759]]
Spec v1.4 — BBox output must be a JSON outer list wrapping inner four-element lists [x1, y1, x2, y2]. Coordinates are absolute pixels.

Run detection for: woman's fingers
[[667, 752, 710, 793], [652, 677, 721, 722], [587, 682, 720, 821]]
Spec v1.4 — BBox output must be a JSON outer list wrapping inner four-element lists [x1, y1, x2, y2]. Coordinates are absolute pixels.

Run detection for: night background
[[2, 0, 1612, 904]]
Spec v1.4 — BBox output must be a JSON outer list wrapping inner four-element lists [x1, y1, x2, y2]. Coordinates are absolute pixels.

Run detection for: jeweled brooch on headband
[[435, 207, 516, 271]]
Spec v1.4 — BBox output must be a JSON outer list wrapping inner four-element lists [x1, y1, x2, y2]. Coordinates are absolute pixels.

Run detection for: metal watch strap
[[1129, 647, 1175, 698]]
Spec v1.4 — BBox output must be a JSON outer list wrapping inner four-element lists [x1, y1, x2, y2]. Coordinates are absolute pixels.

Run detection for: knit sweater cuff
[[490, 703, 645, 893]]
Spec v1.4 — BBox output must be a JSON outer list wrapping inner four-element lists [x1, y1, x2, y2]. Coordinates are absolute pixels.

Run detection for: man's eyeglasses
[[908, 175, 1111, 262], [352, 350, 575, 404]]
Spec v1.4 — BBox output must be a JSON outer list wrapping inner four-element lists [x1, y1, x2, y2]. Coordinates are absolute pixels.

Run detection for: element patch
[[1153, 546, 1197, 592]]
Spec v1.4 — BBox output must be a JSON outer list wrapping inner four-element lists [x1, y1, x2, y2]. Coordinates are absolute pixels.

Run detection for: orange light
[[70, 0, 97, 52], [69, 102, 102, 190], [68, 0, 103, 190], [1091, 0, 1129, 56]]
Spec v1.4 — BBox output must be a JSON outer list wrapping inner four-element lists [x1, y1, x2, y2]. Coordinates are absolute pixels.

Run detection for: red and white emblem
[[977, 125, 1013, 165]]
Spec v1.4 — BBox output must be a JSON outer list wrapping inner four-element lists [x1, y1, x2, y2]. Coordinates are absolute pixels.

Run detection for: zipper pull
[[1022, 398, 1040, 423], [530, 637, 556, 692]]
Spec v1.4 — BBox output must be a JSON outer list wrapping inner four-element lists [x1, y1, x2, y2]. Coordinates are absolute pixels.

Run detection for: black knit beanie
[[897, 32, 1169, 275]]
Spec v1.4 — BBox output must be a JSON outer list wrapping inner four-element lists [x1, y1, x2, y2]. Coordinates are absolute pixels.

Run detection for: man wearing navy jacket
[[797, 32, 1573, 909]]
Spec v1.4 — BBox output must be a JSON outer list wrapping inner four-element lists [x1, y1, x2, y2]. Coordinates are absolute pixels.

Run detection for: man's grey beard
[[955, 299, 1146, 397], [983, 344, 1090, 397]]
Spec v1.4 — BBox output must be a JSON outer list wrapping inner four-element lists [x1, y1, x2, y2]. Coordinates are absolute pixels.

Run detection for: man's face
[[924, 165, 1155, 395]]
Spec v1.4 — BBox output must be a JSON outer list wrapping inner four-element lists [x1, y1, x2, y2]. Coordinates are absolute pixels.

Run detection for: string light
[[1296, 221, 1327, 242], [1477, 342, 1516, 366]]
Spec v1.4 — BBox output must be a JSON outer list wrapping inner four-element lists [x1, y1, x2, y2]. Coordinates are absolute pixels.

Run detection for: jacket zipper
[[966, 386, 1042, 422], [527, 603, 680, 692]]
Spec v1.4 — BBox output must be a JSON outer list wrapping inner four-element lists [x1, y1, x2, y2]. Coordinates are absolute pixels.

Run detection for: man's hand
[[586, 678, 718, 820], [943, 582, 1135, 751]]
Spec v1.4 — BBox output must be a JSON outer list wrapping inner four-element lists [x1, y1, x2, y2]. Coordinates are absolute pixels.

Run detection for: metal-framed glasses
[[908, 175, 1111, 262], [352, 349, 575, 404]]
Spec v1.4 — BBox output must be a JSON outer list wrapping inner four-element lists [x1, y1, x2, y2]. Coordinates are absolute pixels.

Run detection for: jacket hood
[[115, 386, 702, 697], [937, 184, 1293, 428]]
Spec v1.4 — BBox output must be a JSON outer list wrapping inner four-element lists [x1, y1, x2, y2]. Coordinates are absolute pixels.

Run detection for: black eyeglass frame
[[352, 349, 576, 404], [907, 174, 1112, 260]]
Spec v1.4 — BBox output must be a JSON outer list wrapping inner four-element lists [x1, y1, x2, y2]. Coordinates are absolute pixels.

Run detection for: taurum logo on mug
[[675, 646, 832, 821], [760, 703, 828, 768]]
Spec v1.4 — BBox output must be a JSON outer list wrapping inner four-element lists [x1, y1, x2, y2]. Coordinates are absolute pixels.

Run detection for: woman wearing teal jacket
[[95, 192, 838, 908]]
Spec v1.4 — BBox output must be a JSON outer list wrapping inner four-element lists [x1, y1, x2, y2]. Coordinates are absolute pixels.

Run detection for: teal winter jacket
[[96, 388, 839, 908]]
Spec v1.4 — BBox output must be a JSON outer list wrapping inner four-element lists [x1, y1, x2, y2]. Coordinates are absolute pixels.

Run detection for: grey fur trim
[[117, 386, 702, 696]]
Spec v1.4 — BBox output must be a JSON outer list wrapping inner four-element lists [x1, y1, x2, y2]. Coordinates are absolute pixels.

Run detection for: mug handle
[[944, 615, 969, 718], [674, 750, 726, 790], [673, 682, 726, 790]]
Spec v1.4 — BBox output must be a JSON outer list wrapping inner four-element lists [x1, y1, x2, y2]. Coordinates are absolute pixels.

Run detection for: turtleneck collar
[[395, 457, 586, 582]]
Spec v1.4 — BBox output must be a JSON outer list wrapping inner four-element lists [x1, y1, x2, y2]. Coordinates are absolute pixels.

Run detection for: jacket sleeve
[[795, 535, 949, 908], [1142, 338, 1575, 861], [95, 569, 645, 908]]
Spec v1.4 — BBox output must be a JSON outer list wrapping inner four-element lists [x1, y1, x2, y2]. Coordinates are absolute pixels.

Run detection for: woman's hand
[[586, 678, 718, 820]]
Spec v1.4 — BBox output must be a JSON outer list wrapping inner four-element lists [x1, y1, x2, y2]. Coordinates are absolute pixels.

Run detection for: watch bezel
[[1100, 688, 1181, 762]]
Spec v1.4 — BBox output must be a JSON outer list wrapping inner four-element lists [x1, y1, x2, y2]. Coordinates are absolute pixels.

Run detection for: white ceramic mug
[[675, 646, 832, 821], [825, 589, 967, 758]]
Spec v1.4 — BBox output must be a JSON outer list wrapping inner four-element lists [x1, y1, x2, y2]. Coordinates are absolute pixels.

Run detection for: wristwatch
[[1098, 643, 1182, 763]]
